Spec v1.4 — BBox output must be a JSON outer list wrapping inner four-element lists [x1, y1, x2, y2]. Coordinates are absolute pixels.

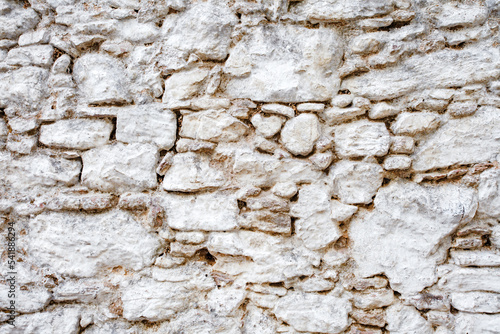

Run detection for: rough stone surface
[[334, 120, 390, 158], [81, 143, 158, 193], [2, 1, 500, 331], [350, 181, 477, 295], [116, 104, 177, 150], [225, 25, 343, 102], [28, 211, 162, 277], [280, 114, 320, 156]]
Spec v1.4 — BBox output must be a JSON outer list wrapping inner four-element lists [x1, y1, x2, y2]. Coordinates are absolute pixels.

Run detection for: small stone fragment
[[180, 110, 248, 142], [280, 114, 320, 156], [251, 113, 285, 138], [261, 104, 295, 118], [369, 102, 400, 119], [383, 155, 412, 170], [391, 112, 441, 136]]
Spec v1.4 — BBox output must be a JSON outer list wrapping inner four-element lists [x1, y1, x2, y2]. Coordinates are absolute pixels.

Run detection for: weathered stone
[[330, 200, 358, 222], [297, 103, 325, 113], [390, 136, 415, 154], [454, 312, 500, 334], [478, 168, 500, 218], [29, 211, 161, 277], [0, 307, 81, 334], [351, 181, 477, 295], [273, 292, 351, 333], [280, 114, 320, 156], [448, 101, 478, 118], [343, 47, 500, 101], [73, 53, 131, 105], [451, 292, 500, 313], [162, 152, 226, 192], [271, 181, 298, 199], [246, 193, 289, 212], [122, 278, 206, 322], [291, 183, 341, 250], [0, 4, 39, 40], [0, 152, 81, 192], [44, 192, 115, 211], [260, 104, 295, 118], [323, 106, 365, 124], [383, 155, 412, 170], [350, 308, 386, 327], [451, 249, 500, 267], [157, 192, 238, 231], [81, 143, 158, 193], [439, 267, 500, 293], [353, 288, 395, 309], [39, 119, 113, 150], [225, 25, 343, 102], [0, 67, 49, 112], [413, 107, 500, 171], [432, 3, 488, 29], [331, 160, 384, 205], [251, 113, 285, 138], [116, 104, 177, 150], [6, 133, 37, 154], [180, 110, 248, 142], [176, 138, 216, 153], [5, 45, 54, 67], [386, 304, 433, 334], [334, 120, 390, 158], [291, 0, 394, 23], [162, 67, 209, 104], [391, 112, 441, 136], [161, 2, 237, 61]]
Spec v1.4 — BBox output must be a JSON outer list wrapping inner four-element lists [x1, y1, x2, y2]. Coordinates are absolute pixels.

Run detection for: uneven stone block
[[334, 120, 390, 158], [40, 119, 113, 150], [81, 143, 158, 193]]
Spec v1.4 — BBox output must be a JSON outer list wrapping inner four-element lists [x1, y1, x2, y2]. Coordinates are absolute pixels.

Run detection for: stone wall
[[1, 0, 500, 333]]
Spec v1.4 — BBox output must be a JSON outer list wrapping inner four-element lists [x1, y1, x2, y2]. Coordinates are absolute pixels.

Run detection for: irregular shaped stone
[[0, 67, 49, 112], [413, 107, 500, 171], [226, 146, 323, 187], [353, 288, 395, 309], [44, 192, 114, 211], [351, 309, 386, 327], [157, 192, 238, 231], [391, 112, 441, 136], [273, 292, 351, 333], [225, 25, 343, 102], [28, 211, 161, 277], [73, 53, 131, 105], [260, 104, 295, 118], [448, 101, 478, 118], [162, 152, 225, 192], [116, 104, 177, 150], [334, 120, 390, 158], [454, 312, 500, 334], [0, 307, 81, 334], [122, 278, 205, 322], [386, 304, 433, 334], [205, 287, 247, 316], [291, 183, 341, 250], [343, 46, 500, 101], [432, 3, 488, 29], [297, 103, 325, 113], [383, 155, 412, 170], [251, 113, 284, 138], [478, 168, 500, 218], [331, 200, 358, 222], [439, 267, 500, 293], [39, 119, 113, 150], [81, 143, 158, 193], [209, 231, 321, 283], [5, 45, 54, 67], [390, 136, 415, 154], [180, 110, 248, 142], [162, 67, 209, 104], [451, 292, 500, 313], [350, 181, 477, 295], [451, 249, 500, 267], [369, 102, 400, 119], [161, 2, 237, 61], [0, 4, 39, 40], [243, 304, 278, 334], [239, 211, 291, 234], [331, 160, 384, 205], [280, 114, 320, 156], [0, 152, 81, 192], [291, 0, 394, 23], [271, 181, 298, 199], [0, 285, 50, 313]]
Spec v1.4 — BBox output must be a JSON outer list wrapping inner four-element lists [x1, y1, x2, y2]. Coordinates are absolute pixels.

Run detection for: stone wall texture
[[1, 0, 500, 333]]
